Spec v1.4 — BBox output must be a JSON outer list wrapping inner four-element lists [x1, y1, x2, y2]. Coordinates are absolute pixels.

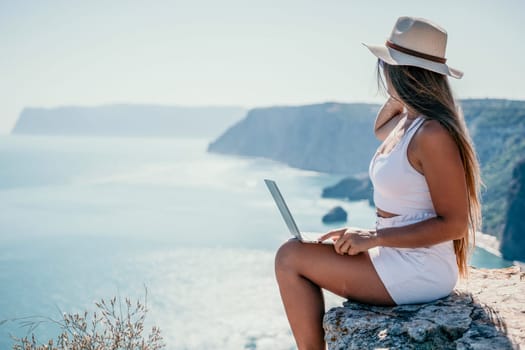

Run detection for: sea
[[0, 134, 513, 349]]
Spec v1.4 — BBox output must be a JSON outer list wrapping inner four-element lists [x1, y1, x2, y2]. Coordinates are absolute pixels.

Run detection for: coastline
[[475, 231, 524, 271], [475, 231, 503, 257]]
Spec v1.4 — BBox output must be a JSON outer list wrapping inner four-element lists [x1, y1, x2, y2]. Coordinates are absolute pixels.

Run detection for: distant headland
[[12, 104, 246, 139]]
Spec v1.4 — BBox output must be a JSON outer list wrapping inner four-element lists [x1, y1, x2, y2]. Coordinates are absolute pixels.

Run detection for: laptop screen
[[264, 179, 302, 238]]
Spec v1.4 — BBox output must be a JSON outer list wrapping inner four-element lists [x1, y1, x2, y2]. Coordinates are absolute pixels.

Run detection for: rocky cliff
[[462, 100, 525, 238], [208, 102, 380, 174], [501, 160, 525, 262], [323, 266, 524, 349]]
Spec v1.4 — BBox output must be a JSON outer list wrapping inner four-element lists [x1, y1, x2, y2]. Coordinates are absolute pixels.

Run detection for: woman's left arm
[[319, 120, 470, 255]]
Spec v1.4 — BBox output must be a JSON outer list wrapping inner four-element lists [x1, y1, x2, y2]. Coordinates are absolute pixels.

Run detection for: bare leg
[[275, 239, 395, 350], [275, 256, 326, 349]]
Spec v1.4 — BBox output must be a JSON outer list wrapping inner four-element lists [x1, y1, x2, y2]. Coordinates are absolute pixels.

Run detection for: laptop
[[264, 179, 334, 244]]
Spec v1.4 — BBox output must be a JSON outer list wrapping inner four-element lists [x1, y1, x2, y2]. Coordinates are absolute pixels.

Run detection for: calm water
[[0, 134, 512, 349]]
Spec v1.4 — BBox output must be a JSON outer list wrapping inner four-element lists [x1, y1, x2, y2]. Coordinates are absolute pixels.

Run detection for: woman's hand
[[374, 97, 405, 141], [380, 96, 405, 116], [318, 227, 379, 255]]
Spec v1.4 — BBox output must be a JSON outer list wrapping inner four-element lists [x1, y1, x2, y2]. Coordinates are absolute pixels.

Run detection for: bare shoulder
[[414, 119, 456, 150], [408, 120, 462, 174]]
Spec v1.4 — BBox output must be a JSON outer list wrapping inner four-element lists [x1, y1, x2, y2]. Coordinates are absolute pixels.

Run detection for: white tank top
[[368, 115, 436, 215]]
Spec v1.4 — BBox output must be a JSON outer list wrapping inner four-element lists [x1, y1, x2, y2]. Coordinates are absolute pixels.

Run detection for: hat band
[[386, 40, 447, 64]]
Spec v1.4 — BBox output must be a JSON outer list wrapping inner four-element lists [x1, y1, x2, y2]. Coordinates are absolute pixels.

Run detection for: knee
[[274, 239, 303, 275]]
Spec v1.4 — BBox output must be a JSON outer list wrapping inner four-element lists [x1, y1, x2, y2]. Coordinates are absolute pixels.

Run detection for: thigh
[[276, 239, 395, 306]]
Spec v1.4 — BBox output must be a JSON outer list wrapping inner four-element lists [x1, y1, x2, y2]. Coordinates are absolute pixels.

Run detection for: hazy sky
[[1, 0, 524, 134]]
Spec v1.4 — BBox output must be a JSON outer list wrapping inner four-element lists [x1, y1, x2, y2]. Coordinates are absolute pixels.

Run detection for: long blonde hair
[[376, 59, 483, 277]]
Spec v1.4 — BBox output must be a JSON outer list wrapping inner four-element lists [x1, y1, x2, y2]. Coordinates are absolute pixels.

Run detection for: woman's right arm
[[374, 97, 405, 141]]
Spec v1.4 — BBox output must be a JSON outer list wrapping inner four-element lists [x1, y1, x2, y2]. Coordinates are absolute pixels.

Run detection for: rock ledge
[[323, 266, 524, 349]]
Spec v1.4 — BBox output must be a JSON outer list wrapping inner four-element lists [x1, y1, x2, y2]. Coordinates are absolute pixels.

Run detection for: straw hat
[[362, 16, 463, 79]]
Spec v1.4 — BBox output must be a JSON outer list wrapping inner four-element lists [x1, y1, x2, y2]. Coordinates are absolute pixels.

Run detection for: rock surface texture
[[323, 266, 524, 349]]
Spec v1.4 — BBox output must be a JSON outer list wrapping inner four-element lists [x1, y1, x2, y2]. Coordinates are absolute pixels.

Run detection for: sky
[[1, 0, 524, 134]]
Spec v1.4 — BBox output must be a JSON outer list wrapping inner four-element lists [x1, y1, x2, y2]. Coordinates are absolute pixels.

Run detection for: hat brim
[[361, 42, 463, 79]]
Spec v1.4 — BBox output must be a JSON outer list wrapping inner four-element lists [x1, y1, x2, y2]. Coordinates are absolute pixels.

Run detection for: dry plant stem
[[5, 287, 165, 350]]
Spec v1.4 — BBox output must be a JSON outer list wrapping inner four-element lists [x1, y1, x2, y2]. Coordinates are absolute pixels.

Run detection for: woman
[[274, 16, 482, 349]]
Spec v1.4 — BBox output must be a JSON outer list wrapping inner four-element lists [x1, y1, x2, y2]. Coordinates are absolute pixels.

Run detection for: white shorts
[[368, 211, 459, 305]]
